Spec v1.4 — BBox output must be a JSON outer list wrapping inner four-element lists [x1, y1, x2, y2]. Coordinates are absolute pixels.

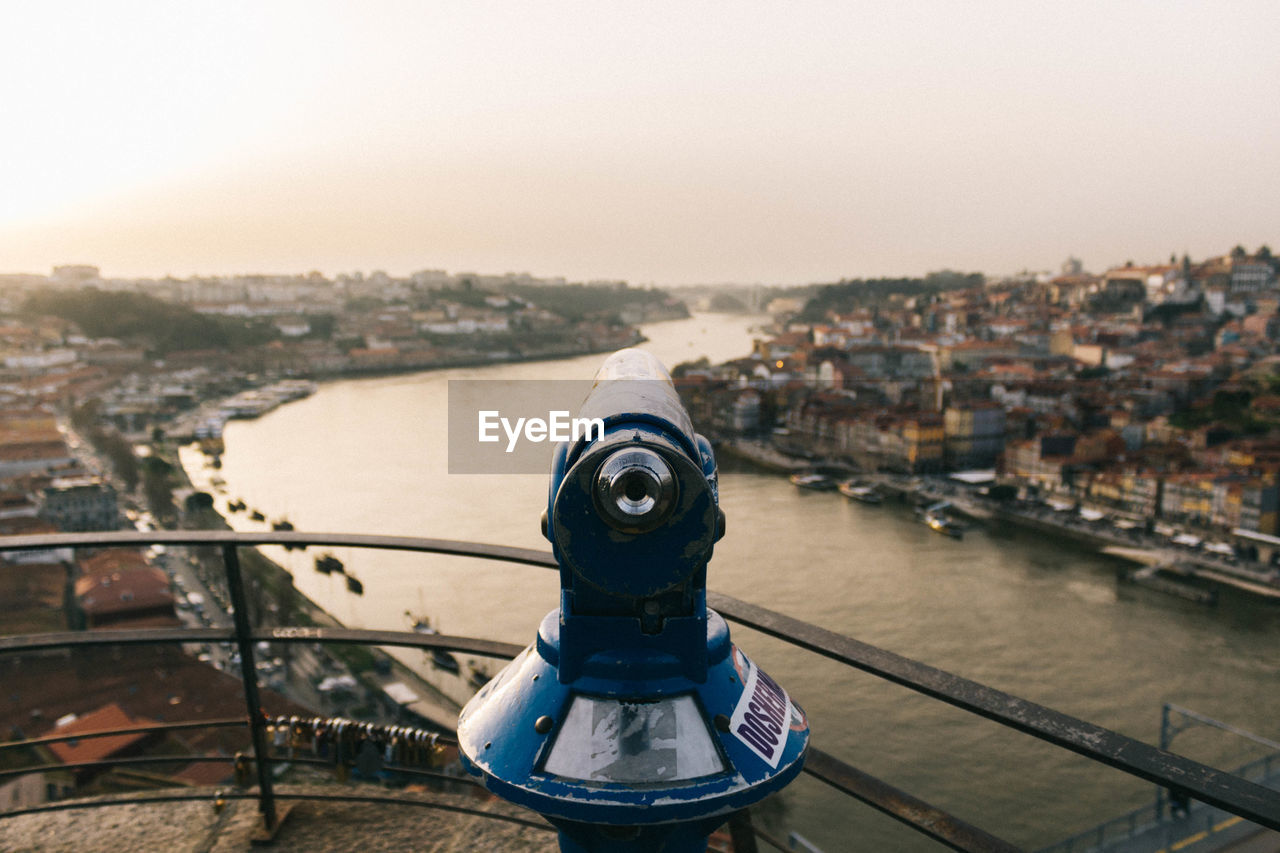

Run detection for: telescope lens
[[623, 473, 649, 503], [595, 447, 677, 533]]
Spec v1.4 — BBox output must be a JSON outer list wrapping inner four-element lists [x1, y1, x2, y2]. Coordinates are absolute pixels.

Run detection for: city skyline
[[2, 1, 1278, 285]]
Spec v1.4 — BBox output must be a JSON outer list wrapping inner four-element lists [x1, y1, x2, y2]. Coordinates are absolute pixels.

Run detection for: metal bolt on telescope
[[458, 349, 809, 853]]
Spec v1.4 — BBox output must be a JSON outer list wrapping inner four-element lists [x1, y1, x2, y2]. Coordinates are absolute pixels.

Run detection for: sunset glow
[[2, 1, 1277, 282]]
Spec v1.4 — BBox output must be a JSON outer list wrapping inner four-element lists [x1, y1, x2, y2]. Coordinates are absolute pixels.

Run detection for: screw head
[[534, 715, 554, 734]]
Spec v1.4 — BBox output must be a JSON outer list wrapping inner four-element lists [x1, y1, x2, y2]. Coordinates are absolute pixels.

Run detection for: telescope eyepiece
[[594, 447, 676, 533]]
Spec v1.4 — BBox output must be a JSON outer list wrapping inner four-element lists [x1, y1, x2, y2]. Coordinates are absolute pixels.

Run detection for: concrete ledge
[[2, 783, 558, 853]]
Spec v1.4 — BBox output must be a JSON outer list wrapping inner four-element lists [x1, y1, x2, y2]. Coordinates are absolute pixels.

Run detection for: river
[[180, 314, 1280, 850]]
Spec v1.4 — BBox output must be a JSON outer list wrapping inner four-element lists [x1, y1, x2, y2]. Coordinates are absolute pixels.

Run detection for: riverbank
[[716, 439, 810, 472], [309, 327, 647, 380], [979, 502, 1280, 602], [165, 331, 649, 445], [884, 476, 1280, 602], [719, 445, 1280, 604]]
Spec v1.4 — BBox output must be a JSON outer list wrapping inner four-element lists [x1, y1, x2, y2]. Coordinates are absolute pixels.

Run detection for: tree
[[1260, 245, 1278, 274], [141, 457, 175, 521], [672, 357, 711, 378], [23, 289, 278, 354], [344, 297, 384, 313], [100, 432, 140, 492], [71, 400, 100, 431], [1231, 244, 1247, 259], [709, 292, 748, 313], [304, 313, 337, 339]]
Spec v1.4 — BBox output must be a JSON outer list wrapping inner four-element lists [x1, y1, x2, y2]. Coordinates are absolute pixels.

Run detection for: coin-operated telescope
[[458, 349, 808, 852]]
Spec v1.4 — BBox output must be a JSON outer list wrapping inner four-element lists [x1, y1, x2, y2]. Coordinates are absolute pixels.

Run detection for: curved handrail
[[1, 529, 1277, 846], [0, 626, 525, 658], [0, 788, 556, 832], [0, 529, 558, 568]]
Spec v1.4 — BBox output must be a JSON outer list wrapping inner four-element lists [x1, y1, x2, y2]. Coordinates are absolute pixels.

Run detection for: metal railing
[[1, 529, 1278, 852], [1036, 751, 1280, 853]]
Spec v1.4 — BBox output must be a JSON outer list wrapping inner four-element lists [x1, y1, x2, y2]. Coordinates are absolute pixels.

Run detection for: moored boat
[[432, 650, 460, 673], [838, 480, 883, 504], [315, 553, 344, 574], [406, 612, 461, 673], [924, 512, 964, 539], [790, 472, 836, 491], [273, 518, 300, 550], [468, 664, 491, 690]]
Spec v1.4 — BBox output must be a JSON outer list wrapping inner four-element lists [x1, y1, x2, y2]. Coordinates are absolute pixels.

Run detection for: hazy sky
[[2, 1, 1277, 284]]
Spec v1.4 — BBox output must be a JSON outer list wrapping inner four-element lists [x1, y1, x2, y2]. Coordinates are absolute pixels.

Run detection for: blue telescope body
[[458, 349, 808, 852]]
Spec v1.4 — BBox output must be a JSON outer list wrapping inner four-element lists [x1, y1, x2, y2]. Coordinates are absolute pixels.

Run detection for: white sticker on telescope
[[729, 650, 792, 769]]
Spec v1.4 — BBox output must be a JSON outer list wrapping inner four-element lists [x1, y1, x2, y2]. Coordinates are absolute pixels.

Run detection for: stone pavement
[[3, 784, 559, 853]]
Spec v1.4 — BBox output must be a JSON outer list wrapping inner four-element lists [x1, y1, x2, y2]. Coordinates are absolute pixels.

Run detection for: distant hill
[[21, 288, 279, 355], [503, 282, 681, 323], [797, 271, 983, 321]]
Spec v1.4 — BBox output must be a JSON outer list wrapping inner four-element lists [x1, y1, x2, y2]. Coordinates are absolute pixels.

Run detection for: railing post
[[727, 808, 759, 853], [223, 543, 278, 833], [1156, 703, 1172, 821]]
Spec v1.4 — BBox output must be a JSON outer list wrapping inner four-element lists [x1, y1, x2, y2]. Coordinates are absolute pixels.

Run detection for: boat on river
[[315, 553, 344, 575], [273, 518, 300, 550], [838, 480, 883, 504], [790, 472, 836, 491], [431, 650, 460, 673], [468, 664, 492, 690], [407, 612, 461, 673], [924, 512, 964, 539]]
